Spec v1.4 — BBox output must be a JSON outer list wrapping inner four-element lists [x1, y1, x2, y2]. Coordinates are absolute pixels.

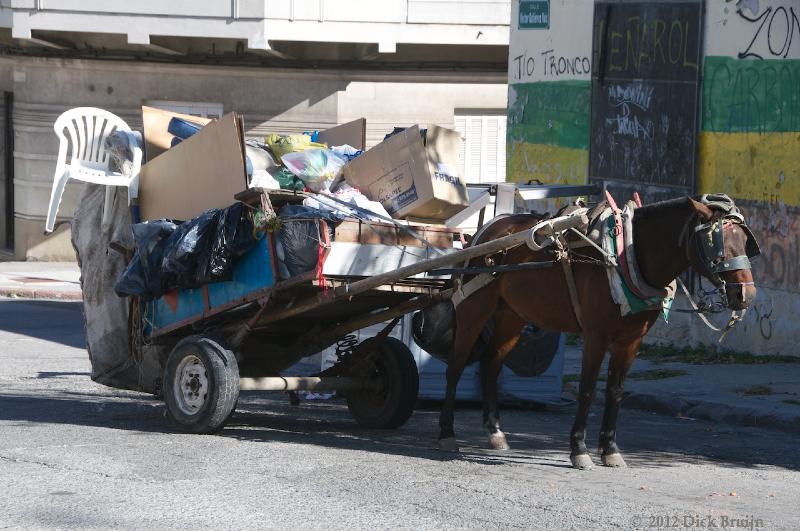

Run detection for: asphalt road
[[1, 299, 798, 530]]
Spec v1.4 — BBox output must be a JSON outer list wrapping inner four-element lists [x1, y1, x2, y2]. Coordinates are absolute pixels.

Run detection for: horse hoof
[[601, 453, 627, 468], [488, 431, 511, 451], [570, 454, 594, 470], [438, 437, 460, 452]]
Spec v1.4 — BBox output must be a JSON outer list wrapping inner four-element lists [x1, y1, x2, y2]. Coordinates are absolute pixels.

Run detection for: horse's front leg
[[598, 336, 642, 468], [439, 290, 497, 452], [570, 332, 609, 470], [480, 306, 524, 450]]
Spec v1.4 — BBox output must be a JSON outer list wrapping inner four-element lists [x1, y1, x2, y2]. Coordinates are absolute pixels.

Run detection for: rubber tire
[[163, 335, 240, 434], [346, 337, 419, 429]]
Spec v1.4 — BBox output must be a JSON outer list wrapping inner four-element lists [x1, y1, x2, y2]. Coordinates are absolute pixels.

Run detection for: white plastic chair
[[45, 107, 142, 233]]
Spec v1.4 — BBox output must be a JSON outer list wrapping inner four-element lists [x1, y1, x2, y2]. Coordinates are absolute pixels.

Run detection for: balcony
[[0, 0, 509, 61]]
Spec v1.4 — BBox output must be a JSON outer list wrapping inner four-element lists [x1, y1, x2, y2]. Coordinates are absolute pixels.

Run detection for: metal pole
[[4, 92, 14, 250], [239, 376, 381, 392]]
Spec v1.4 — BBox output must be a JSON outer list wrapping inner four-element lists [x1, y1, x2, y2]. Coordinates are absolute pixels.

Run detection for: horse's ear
[[689, 198, 714, 221]]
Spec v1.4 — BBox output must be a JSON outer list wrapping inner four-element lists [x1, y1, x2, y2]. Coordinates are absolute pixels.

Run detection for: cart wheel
[[346, 337, 419, 429], [163, 335, 239, 434]]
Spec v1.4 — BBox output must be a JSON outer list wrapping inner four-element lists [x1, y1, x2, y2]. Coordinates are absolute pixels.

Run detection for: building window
[[454, 113, 507, 184], [145, 100, 223, 120]]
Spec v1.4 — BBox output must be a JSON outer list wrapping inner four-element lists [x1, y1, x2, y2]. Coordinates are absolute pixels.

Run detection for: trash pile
[[109, 107, 470, 297]]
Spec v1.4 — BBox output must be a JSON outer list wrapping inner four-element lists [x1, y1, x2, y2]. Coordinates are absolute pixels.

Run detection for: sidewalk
[[562, 343, 800, 434], [0, 262, 82, 300]]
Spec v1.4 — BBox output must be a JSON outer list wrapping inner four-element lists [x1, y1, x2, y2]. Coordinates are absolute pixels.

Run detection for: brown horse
[[438, 196, 758, 469]]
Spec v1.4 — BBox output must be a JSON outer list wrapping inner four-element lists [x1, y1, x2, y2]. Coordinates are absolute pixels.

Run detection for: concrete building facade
[[0, 0, 511, 259]]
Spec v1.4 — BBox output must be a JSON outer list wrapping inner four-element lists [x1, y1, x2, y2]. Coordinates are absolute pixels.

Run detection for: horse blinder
[[740, 224, 761, 258], [691, 218, 758, 296]]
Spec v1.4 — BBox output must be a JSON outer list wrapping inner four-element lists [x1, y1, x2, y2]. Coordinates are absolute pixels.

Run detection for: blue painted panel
[[149, 287, 206, 332], [207, 237, 275, 307], [147, 236, 276, 334]]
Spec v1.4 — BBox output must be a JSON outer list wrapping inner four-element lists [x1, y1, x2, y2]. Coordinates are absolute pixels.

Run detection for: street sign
[[519, 0, 549, 29]]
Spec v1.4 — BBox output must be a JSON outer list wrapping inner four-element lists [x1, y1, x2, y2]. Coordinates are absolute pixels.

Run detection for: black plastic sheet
[[275, 204, 340, 278], [115, 203, 259, 300]]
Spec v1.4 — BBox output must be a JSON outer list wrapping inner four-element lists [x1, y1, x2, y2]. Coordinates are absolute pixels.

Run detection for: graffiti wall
[[508, 0, 800, 355], [650, 0, 800, 355], [507, 0, 593, 185]]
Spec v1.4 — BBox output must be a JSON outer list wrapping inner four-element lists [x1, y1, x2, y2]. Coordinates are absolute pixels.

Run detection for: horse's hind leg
[[439, 288, 498, 452], [480, 305, 524, 451], [570, 332, 609, 470], [598, 336, 641, 468]]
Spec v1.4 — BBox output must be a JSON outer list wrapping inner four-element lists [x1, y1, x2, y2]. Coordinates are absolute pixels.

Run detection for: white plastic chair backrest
[[53, 107, 132, 173]]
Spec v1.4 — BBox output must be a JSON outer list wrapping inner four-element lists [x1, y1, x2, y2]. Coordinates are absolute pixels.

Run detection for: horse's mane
[[632, 196, 692, 222]]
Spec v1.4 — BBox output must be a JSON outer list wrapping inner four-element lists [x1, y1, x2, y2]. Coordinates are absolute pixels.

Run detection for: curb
[[0, 286, 83, 301], [622, 392, 800, 435]]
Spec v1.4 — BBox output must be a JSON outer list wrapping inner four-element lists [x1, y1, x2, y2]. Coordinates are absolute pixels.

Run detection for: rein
[[674, 277, 747, 342]]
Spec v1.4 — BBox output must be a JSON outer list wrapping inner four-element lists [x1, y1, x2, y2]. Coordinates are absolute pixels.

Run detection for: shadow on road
[[37, 371, 91, 378], [0, 392, 167, 434], [0, 299, 85, 349], [1, 390, 798, 472]]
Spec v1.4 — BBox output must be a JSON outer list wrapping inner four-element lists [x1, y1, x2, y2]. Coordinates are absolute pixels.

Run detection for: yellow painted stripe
[[698, 132, 800, 207], [506, 142, 588, 185]]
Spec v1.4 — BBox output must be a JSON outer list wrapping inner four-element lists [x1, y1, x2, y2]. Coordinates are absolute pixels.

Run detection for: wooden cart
[[139, 189, 539, 433]]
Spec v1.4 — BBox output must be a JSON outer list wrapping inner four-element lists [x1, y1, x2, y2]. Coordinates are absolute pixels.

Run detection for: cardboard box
[[138, 112, 248, 221], [342, 125, 468, 221]]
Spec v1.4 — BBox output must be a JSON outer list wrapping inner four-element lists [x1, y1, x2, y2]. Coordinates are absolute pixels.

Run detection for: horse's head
[[687, 197, 760, 310]]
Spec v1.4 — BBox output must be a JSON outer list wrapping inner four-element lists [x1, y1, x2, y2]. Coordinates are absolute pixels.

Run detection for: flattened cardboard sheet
[[316, 118, 366, 150], [138, 112, 247, 221]]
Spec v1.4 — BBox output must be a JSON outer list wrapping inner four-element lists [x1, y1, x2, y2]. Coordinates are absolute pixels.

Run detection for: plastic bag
[[115, 203, 260, 300], [104, 130, 143, 176], [245, 142, 279, 172], [330, 144, 363, 162], [264, 133, 326, 164], [272, 167, 305, 191], [249, 170, 280, 190], [275, 204, 341, 278], [282, 149, 346, 193], [302, 186, 391, 222], [114, 220, 177, 300]]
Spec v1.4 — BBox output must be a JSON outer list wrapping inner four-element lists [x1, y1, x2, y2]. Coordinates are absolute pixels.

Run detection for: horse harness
[[450, 203, 615, 329], [672, 195, 761, 337], [681, 195, 760, 308], [449, 193, 760, 336]]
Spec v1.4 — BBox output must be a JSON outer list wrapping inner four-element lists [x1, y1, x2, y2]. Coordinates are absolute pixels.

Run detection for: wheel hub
[[174, 355, 208, 415]]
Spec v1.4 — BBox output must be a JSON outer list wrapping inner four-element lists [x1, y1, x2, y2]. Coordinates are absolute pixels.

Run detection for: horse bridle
[[686, 211, 760, 306]]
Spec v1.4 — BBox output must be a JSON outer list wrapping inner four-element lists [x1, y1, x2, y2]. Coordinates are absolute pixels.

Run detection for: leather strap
[[452, 273, 495, 308], [560, 254, 583, 330], [606, 191, 649, 300]]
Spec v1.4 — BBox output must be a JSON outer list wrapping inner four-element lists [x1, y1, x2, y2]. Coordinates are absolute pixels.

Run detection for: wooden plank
[[334, 219, 456, 248], [323, 242, 457, 278]]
